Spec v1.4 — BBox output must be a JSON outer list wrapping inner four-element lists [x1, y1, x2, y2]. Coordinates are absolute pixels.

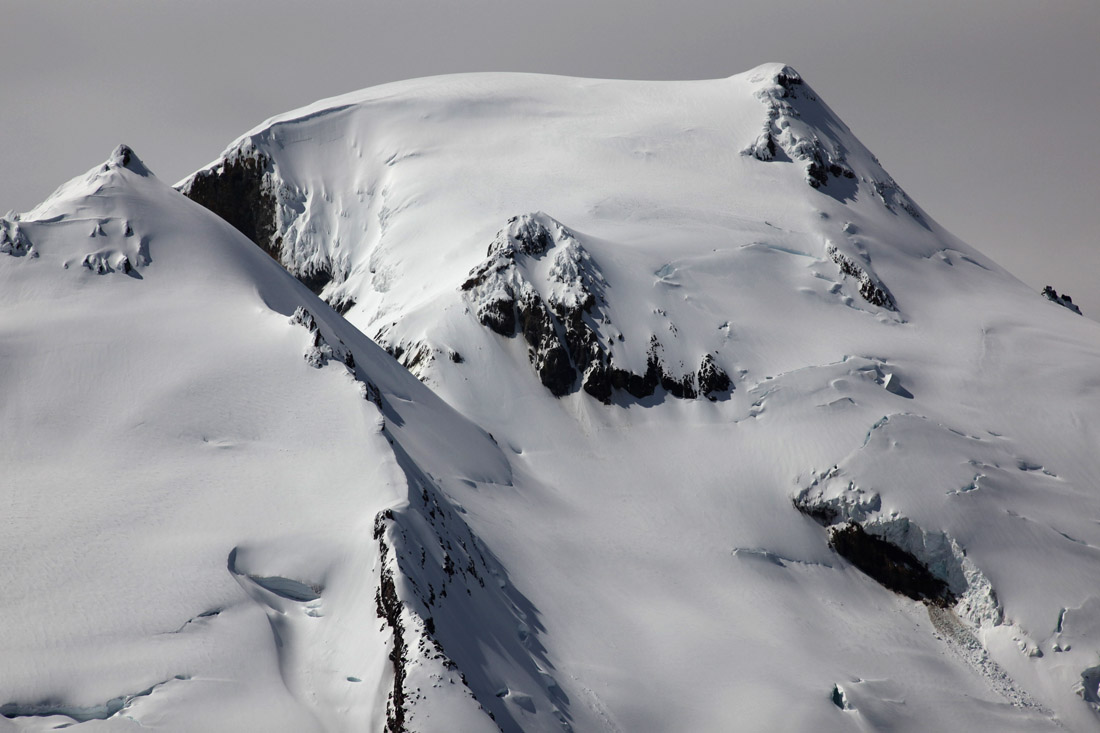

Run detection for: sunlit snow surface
[[0, 147, 507, 731], [3, 64, 1100, 731]]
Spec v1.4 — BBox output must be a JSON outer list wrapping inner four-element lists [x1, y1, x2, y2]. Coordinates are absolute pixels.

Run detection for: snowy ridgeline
[[3, 65, 1100, 732], [0, 144, 545, 732], [174, 64, 939, 413]]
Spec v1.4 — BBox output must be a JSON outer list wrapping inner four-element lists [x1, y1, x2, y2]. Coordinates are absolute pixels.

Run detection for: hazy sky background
[[4, 0, 1098, 316]]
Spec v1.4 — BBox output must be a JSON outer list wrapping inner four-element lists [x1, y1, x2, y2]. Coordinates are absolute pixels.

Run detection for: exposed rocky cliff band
[[180, 145, 336, 295], [462, 213, 732, 403]]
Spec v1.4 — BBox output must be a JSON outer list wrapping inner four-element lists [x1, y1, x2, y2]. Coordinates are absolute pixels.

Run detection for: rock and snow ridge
[[176, 64, 924, 406], [6, 64, 1100, 732], [1042, 284, 1083, 315], [0, 146, 533, 732], [459, 212, 732, 402]]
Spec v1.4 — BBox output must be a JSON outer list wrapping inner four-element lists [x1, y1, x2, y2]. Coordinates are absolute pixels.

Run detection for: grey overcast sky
[[4, 0, 1098, 316]]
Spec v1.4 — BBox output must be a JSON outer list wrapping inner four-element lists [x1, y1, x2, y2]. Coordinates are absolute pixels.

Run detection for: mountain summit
[[4, 66, 1100, 731]]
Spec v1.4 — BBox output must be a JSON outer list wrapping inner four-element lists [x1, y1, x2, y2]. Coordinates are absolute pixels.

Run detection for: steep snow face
[[0, 147, 526, 731], [176, 64, 1100, 731]]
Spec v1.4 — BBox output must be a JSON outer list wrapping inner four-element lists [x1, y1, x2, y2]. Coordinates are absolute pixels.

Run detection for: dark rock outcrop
[[520, 291, 576, 396], [372, 462, 570, 731], [829, 523, 955, 606], [827, 245, 897, 310], [288, 306, 388, 411], [743, 66, 922, 220], [181, 148, 344, 298], [742, 66, 855, 191], [379, 338, 435, 381], [290, 306, 355, 369], [182, 150, 281, 263], [462, 214, 733, 403], [1042, 286, 1083, 315], [796, 493, 955, 607], [696, 354, 732, 399]]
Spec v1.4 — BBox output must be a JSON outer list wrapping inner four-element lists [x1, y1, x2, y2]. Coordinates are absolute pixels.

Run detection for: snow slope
[[0, 147, 531, 732], [176, 64, 1100, 731], [4, 62, 1100, 732]]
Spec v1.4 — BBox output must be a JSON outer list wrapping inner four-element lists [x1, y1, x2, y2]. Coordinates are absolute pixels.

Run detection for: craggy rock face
[[181, 148, 339, 296], [742, 66, 924, 224], [793, 418, 1007, 631], [742, 66, 855, 192], [462, 213, 732, 403], [181, 151, 281, 262], [1042, 285, 1083, 315], [828, 522, 955, 606], [827, 244, 897, 310], [372, 473, 570, 731], [697, 353, 732, 396]]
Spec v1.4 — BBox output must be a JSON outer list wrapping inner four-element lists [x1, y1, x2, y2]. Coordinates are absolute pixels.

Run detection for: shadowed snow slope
[[5, 64, 1100, 731]]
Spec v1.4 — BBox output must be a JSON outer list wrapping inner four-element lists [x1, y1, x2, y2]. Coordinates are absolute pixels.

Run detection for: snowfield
[[4, 64, 1100, 731]]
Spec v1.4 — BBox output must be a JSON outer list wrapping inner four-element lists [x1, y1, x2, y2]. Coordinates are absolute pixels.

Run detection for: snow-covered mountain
[[0, 146, 531, 732], [5, 64, 1100, 731]]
